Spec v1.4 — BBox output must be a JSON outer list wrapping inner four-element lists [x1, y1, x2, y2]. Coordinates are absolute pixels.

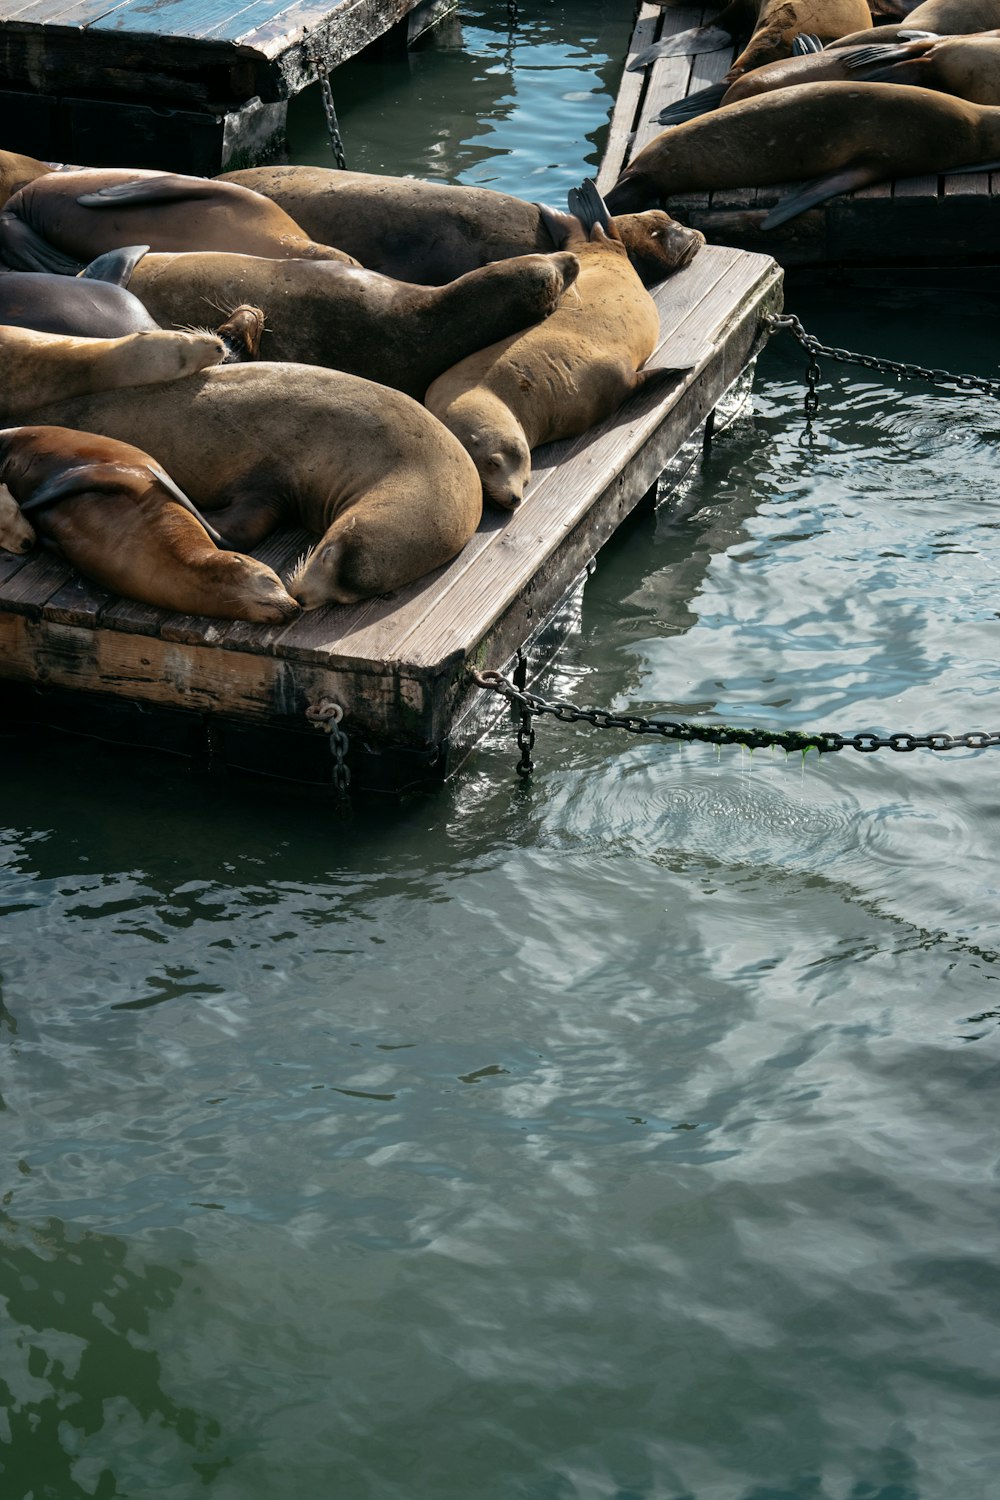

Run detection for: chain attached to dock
[[768, 313, 1000, 432], [472, 667, 1000, 777], [305, 38, 347, 169], [306, 698, 351, 793]]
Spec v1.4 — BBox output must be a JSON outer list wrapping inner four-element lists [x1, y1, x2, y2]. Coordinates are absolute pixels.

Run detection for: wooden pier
[[0, 0, 451, 174], [0, 246, 782, 793], [601, 3, 1000, 273]]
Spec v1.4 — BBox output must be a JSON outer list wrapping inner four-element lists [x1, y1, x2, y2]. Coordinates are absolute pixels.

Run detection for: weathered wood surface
[[598, 3, 1000, 270], [0, 244, 783, 756], [0, 0, 434, 104]]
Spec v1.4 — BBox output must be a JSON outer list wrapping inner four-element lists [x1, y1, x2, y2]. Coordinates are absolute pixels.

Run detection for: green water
[[3, 5, 1000, 1497]]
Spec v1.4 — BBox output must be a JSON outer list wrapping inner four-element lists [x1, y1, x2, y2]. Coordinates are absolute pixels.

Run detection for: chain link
[[769, 313, 1000, 404], [305, 39, 346, 169], [305, 698, 351, 794], [472, 669, 1000, 761]]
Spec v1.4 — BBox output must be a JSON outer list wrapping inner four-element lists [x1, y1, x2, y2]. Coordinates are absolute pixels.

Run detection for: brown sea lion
[[630, 0, 872, 78], [0, 247, 161, 337], [0, 425, 300, 622], [124, 248, 580, 399], [0, 168, 361, 276], [0, 148, 50, 213], [655, 40, 890, 123], [219, 165, 704, 288], [425, 191, 689, 511], [605, 81, 1000, 223], [28, 363, 485, 607], [0, 323, 226, 422], [847, 30, 1000, 101], [829, 0, 1000, 45]]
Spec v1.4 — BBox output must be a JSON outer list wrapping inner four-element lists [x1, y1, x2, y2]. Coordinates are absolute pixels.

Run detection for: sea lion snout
[[215, 304, 266, 363], [0, 479, 35, 554]]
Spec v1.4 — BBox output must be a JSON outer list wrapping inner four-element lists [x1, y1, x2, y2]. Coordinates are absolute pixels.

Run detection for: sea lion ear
[[78, 245, 150, 286]]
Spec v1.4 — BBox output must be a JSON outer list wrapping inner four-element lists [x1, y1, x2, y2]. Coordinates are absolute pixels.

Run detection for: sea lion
[[0, 248, 161, 338], [219, 165, 704, 288], [0, 168, 362, 275], [630, 0, 872, 78], [846, 30, 1000, 102], [0, 323, 226, 422], [425, 188, 690, 511], [28, 363, 484, 607], [124, 248, 580, 399], [0, 426, 300, 622], [0, 148, 50, 213], [655, 40, 893, 122], [605, 81, 1000, 223], [829, 0, 1000, 45]]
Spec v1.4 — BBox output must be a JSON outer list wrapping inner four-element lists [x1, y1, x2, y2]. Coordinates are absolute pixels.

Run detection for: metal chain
[[769, 313, 1000, 404], [472, 669, 1000, 761], [305, 698, 351, 793], [306, 40, 346, 169], [512, 652, 535, 776]]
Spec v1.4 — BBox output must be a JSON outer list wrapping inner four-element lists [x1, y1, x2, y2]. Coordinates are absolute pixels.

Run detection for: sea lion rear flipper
[[566, 179, 613, 235], [78, 244, 151, 286], [635, 363, 696, 396], [762, 166, 882, 229], [0, 213, 84, 274], [76, 175, 231, 209], [627, 26, 732, 72], [656, 82, 729, 126], [841, 43, 915, 70], [791, 34, 823, 56]]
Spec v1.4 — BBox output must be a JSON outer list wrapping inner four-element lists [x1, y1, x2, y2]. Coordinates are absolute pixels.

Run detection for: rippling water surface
[[3, 5, 1000, 1497]]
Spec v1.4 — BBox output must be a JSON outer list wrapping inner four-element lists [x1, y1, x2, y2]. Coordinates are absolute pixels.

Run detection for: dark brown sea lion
[[655, 41, 888, 123], [124, 248, 580, 399], [847, 30, 1000, 101], [0, 168, 361, 275], [425, 191, 690, 511], [630, 0, 872, 78], [605, 81, 1000, 224], [28, 363, 485, 607], [0, 148, 50, 213], [0, 323, 226, 422], [0, 247, 161, 337], [0, 425, 300, 622], [829, 0, 1000, 45], [219, 164, 704, 288]]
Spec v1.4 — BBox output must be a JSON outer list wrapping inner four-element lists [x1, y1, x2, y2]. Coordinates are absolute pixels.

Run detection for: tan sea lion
[[124, 248, 580, 398], [0, 148, 51, 213], [829, 0, 1000, 45], [28, 363, 484, 607], [219, 165, 704, 288], [0, 426, 300, 622], [846, 30, 1000, 101], [0, 323, 226, 422], [0, 168, 361, 275], [630, 0, 872, 78], [605, 81, 1000, 223], [425, 189, 689, 511]]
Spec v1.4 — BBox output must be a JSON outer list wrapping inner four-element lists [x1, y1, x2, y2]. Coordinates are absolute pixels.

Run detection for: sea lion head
[[0, 480, 35, 554], [616, 210, 705, 284], [214, 304, 266, 363], [207, 549, 301, 623]]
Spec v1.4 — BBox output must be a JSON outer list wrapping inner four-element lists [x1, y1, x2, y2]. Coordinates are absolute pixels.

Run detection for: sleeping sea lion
[[847, 30, 1000, 102], [28, 363, 485, 607], [0, 323, 226, 422], [219, 165, 704, 288], [655, 40, 893, 123], [605, 80, 1000, 224], [0, 247, 161, 337], [630, 0, 872, 78], [0, 425, 300, 623], [425, 187, 692, 511], [124, 248, 580, 399], [0, 148, 50, 213], [828, 0, 1000, 45], [0, 168, 362, 275]]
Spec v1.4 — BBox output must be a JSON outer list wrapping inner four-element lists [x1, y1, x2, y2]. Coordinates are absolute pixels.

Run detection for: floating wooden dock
[[600, 3, 1000, 273], [0, 0, 451, 173], [0, 245, 782, 792]]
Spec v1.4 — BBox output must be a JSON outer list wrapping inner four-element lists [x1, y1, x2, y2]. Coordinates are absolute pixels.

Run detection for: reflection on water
[[4, 3, 1000, 1497]]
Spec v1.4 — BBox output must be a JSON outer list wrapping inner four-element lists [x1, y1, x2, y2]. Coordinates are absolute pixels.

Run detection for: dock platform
[[600, 3, 1000, 273], [0, 245, 782, 793], [0, 0, 449, 173]]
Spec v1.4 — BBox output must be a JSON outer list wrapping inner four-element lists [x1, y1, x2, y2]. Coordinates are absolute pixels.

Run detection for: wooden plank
[[42, 572, 115, 628], [0, 550, 31, 587], [596, 2, 662, 193], [0, 550, 74, 616], [630, 6, 708, 163], [942, 171, 990, 198], [161, 526, 310, 648], [87, 0, 270, 38], [893, 173, 939, 201]]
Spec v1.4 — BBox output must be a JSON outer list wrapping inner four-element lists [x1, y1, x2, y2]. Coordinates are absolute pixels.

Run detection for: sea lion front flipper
[[841, 43, 915, 70], [0, 213, 84, 274], [791, 34, 823, 55], [144, 463, 232, 548], [943, 160, 1000, 174], [537, 202, 584, 251], [762, 166, 882, 229], [566, 179, 613, 235], [76, 176, 232, 208], [656, 82, 729, 126], [627, 25, 732, 72], [78, 244, 150, 285]]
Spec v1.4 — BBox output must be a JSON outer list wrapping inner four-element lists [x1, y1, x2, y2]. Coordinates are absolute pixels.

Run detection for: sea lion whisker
[[285, 545, 317, 593]]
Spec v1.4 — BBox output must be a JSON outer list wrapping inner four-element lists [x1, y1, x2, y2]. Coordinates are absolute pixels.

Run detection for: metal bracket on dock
[[305, 698, 351, 793]]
